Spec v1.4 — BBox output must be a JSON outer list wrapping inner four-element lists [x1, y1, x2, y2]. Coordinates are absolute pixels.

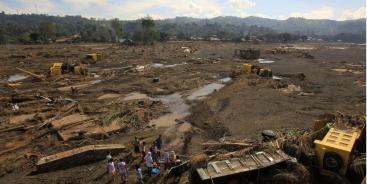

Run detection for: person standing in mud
[[133, 137, 140, 156], [140, 141, 146, 162], [135, 164, 144, 184], [117, 158, 128, 183], [162, 149, 170, 170], [107, 158, 116, 182], [155, 135, 163, 150], [144, 152, 153, 176]]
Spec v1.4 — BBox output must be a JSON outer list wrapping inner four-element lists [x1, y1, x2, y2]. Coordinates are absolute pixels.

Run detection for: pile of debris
[[99, 98, 166, 129], [234, 49, 260, 60]]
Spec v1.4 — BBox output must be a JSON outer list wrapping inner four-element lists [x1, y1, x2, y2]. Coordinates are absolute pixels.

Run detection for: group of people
[[133, 135, 182, 181], [105, 135, 182, 183]]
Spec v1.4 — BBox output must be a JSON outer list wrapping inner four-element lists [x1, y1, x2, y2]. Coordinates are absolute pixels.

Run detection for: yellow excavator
[[50, 63, 88, 76]]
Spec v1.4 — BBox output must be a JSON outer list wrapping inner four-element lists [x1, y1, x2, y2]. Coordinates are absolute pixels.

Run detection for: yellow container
[[243, 63, 253, 74], [314, 128, 361, 176], [50, 63, 63, 76]]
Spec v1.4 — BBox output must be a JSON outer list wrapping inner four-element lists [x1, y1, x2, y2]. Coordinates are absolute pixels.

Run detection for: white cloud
[[112, 0, 222, 19], [290, 6, 335, 19], [0, 0, 364, 21], [340, 7, 366, 20], [1, 0, 60, 15], [227, 0, 256, 17]]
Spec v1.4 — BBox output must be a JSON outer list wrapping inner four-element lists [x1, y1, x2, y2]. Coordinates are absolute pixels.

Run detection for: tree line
[[0, 12, 365, 44]]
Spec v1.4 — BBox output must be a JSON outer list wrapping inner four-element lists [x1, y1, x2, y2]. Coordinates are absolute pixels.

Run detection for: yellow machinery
[[243, 63, 272, 78], [86, 53, 102, 63], [50, 63, 64, 76], [258, 68, 272, 77], [314, 128, 362, 176], [243, 63, 254, 74], [50, 63, 87, 76]]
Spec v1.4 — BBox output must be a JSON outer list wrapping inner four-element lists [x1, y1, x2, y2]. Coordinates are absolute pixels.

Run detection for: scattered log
[[16, 67, 45, 81]]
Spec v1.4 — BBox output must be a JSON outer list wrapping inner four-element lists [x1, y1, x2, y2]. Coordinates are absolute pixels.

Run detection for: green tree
[[30, 32, 40, 42], [110, 18, 123, 41], [141, 16, 155, 43], [141, 16, 154, 31], [18, 32, 30, 43], [39, 21, 55, 42]]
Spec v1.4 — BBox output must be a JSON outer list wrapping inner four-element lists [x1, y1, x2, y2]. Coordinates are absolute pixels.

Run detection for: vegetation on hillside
[[0, 12, 365, 44]]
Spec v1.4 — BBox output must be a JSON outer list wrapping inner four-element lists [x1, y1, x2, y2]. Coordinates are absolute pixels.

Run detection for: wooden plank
[[51, 114, 90, 129]]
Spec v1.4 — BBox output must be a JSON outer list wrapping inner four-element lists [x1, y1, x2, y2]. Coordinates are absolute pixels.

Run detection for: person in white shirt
[[107, 158, 116, 182], [117, 158, 128, 183], [144, 151, 153, 176]]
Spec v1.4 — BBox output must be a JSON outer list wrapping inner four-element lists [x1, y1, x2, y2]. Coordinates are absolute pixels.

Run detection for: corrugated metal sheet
[[196, 150, 291, 181]]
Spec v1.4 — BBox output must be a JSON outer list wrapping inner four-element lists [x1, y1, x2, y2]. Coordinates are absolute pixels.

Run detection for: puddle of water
[[258, 58, 275, 64], [142, 77, 231, 127], [150, 93, 190, 128], [8, 74, 28, 82], [122, 92, 149, 101], [187, 83, 225, 100], [90, 79, 102, 85], [272, 75, 283, 80], [187, 77, 231, 100], [218, 77, 232, 83], [158, 93, 190, 117]]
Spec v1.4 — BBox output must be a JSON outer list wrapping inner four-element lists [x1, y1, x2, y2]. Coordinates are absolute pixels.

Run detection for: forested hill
[[0, 12, 365, 43]]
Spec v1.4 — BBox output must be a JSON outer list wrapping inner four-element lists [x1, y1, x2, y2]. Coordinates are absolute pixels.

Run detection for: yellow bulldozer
[[50, 63, 88, 76], [243, 63, 272, 78], [82, 53, 103, 64]]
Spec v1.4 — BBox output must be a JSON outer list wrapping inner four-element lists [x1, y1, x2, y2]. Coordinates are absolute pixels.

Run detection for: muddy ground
[[0, 41, 365, 183]]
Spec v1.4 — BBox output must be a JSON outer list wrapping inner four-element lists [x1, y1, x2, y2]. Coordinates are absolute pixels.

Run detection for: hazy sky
[[0, 0, 365, 20]]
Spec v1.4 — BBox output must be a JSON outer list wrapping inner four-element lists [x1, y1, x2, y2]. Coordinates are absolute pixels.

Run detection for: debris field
[[0, 42, 365, 183]]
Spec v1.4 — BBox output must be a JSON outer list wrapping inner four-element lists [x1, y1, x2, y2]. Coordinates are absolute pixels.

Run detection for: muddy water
[[187, 77, 231, 100], [127, 78, 231, 127], [187, 83, 225, 100], [150, 93, 190, 127], [272, 76, 283, 80]]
